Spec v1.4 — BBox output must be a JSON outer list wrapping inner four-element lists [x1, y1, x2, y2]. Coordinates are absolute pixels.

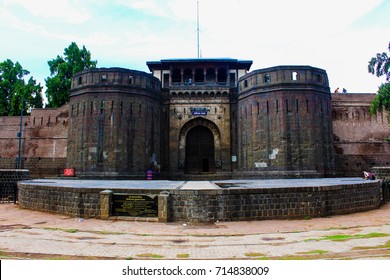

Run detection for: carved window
[[264, 74, 271, 83]]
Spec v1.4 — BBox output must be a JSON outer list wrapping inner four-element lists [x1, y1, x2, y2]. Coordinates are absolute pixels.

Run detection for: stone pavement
[[1, 203, 390, 260]]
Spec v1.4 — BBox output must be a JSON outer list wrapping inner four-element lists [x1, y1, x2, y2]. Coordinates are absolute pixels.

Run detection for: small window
[[264, 74, 271, 83], [78, 76, 82, 85], [292, 72, 298, 81], [100, 101, 104, 114], [229, 73, 236, 86], [163, 73, 169, 87], [129, 75, 134, 84], [244, 80, 248, 88], [172, 69, 181, 83], [101, 74, 107, 82]]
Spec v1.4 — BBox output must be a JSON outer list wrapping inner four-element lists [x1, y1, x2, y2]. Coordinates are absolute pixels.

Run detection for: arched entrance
[[185, 125, 215, 173]]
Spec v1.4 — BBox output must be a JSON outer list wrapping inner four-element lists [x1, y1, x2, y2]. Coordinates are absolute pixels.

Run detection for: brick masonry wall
[[168, 183, 382, 222], [17, 180, 382, 222], [0, 104, 68, 177], [372, 167, 390, 202], [68, 68, 161, 178], [18, 184, 101, 218], [1, 72, 389, 179], [18, 183, 163, 218], [237, 66, 335, 177], [332, 94, 390, 176], [0, 169, 29, 203]]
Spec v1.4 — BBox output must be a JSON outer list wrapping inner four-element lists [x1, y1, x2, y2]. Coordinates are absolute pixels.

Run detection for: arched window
[[292, 72, 298, 81]]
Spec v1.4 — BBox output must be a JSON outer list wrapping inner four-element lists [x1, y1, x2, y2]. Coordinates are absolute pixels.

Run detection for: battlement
[[71, 67, 161, 95], [239, 65, 330, 95]]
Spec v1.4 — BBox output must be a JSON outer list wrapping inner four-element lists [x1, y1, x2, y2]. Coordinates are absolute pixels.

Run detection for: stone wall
[[1, 68, 389, 179], [18, 183, 102, 218], [0, 105, 68, 177], [18, 180, 382, 222], [167, 182, 381, 222], [0, 169, 29, 203], [68, 68, 161, 179], [372, 167, 390, 203], [237, 66, 335, 177], [332, 94, 390, 176]]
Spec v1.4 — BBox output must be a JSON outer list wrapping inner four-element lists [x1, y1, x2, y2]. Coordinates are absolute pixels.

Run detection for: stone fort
[[0, 58, 389, 179]]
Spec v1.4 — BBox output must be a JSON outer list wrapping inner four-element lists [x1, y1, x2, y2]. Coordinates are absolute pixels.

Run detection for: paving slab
[[1, 203, 390, 260], [181, 181, 219, 189]]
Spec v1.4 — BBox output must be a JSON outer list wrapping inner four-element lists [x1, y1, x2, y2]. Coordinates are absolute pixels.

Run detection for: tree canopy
[[45, 42, 97, 108], [368, 42, 390, 116], [0, 59, 43, 116]]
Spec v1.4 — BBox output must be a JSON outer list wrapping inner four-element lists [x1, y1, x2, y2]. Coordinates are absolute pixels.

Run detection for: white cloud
[[0, 0, 388, 94], [4, 0, 90, 24]]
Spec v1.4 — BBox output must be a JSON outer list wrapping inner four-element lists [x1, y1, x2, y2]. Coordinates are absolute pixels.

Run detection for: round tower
[[237, 66, 335, 178], [68, 68, 161, 178]]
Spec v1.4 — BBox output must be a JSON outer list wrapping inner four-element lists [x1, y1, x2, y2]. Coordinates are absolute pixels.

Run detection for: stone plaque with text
[[112, 194, 158, 217]]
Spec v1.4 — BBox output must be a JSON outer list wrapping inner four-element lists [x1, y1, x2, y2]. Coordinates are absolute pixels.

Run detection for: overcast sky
[[1, 0, 389, 99]]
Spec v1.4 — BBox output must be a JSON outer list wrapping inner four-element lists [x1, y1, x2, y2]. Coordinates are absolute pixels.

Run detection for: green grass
[[245, 252, 266, 257], [91, 230, 124, 235], [0, 250, 8, 257], [136, 253, 164, 259], [44, 227, 79, 233], [297, 250, 329, 255], [352, 240, 390, 250], [277, 255, 313, 260], [306, 232, 390, 242], [176, 253, 190, 259]]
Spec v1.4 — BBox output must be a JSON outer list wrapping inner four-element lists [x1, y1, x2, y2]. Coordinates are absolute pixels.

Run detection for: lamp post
[[17, 97, 24, 169]]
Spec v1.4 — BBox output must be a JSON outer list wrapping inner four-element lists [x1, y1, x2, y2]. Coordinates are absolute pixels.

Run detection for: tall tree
[[368, 42, 390, 116], [0, 59, 43, 116], [45, 42, 97, 108]]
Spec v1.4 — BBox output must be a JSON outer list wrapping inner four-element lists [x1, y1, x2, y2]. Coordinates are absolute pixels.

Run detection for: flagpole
[[197, 0, 200, 58]]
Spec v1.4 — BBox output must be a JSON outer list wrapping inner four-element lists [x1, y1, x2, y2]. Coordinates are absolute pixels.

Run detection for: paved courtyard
[[1, 200, 390, 260], [19, 177, 372, 190]]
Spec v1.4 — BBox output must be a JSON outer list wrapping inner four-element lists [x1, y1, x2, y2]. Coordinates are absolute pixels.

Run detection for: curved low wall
[[0, 169, 29, 203], [169, 183, 382, 222], [18, 179, 382, 222]]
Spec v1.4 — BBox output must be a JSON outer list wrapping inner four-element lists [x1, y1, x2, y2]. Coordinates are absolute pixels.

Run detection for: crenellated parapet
[[71, 67, 161, 96], [239, 65, 329, 96]]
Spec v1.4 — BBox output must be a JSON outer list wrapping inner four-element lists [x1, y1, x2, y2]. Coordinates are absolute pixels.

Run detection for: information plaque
[[112, 194, 158, 217]]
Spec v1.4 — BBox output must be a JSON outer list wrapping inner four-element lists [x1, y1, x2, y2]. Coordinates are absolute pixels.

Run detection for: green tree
[[0, 59, 43, 116], [368, 42, 390, 116], [45, 42, 97, 108]]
